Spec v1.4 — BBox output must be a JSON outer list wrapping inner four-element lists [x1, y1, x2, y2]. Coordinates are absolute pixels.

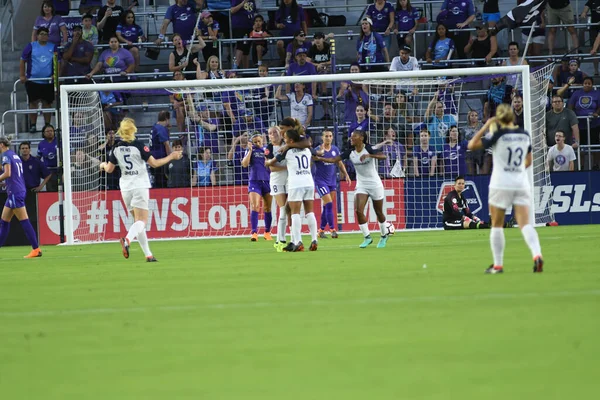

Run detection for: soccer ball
[[385, 221, 395, 236]]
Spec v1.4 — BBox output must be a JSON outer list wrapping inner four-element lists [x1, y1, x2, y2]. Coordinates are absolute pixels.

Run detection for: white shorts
[[355, 185, 385, 201], [287, 187, 314, 202], [270, 183, 287, 195], [121, 188, 150, 211], [488, 188, 530, 210], [521, 34, 545, 45]]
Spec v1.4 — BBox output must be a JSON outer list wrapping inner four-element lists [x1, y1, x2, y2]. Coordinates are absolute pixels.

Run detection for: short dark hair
[[172, 139, 183, 147], [158, 110, 170, 122], [72, 25, 83, 32], [82, 14, 93, 21], [19, 141, 31, 149], [285, 129, 302, 143], [583, 76, 594, 85], [508, 41, 519, 49], [37, 27, 50, 35], [455, 175, 465, 182]]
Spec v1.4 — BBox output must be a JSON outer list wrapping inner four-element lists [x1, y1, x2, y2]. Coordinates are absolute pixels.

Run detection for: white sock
[[359, 223, 370, 238], [278, 206, 287, 242], [379, 221, 387, 236], [126, 220, 145, 243], [137, 229, 153, 257], [490, 227, 505, 267], [520, 224, 542, 259], [305, 212, 318, 242], [291, 214, 302, 245]]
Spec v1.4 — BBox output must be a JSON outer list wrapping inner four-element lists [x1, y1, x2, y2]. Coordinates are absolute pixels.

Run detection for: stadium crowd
[[8, 0, 600, 194]]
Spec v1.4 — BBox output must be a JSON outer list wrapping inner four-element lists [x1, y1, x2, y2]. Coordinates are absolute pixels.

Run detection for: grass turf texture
[[1, 225, 598, 399]]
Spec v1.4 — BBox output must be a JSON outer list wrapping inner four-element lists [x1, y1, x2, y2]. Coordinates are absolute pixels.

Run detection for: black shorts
[[232, 28, 252, 55], [25, 81, 55, 104], [443, 220, 464, 230]]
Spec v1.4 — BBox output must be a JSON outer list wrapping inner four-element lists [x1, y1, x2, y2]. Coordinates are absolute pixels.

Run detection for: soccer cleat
[[485, 265, 504, 274], [359, 236, 373, 248], [24, 248, 42, 258], [318, 229, 327, 239], [533, 256, 544, 273], [120, 238, 130, 259], [330, 230, 339, 239], [263, 232, 273, 241], [250, 232, 258, 242], [146, 256, 158, 262], [309, 240, 318, 251], [274, 241, 286, 252], [377, 235, 388, 248], [292, 242, 305, 252], [282, 242, 295, 252]]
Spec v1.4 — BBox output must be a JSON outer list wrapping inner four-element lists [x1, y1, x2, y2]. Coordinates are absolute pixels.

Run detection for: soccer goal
[[58, 65, 553, 245]]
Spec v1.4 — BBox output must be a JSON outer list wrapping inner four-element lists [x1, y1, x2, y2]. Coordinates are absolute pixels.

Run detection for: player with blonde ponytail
[[468, 104, 544, 274]]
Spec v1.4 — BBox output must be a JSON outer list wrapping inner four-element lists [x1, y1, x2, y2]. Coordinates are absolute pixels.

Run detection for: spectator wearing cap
[[275, 82, 313, 128], [156, 0, 197, 46], [394, 0, 419, 48], [230, 0, 257, 70], [150, 110, 172, 188], [97, 0, 125, 44], [437, 0, 475, 60], [547, 0, 579, 56], [357, 16, 390, 72], [463, 22, 497, 67], [20, 27, 58, 134], [19, 141, 52, 192], [275, 0, 308, 66], [249, 15, 272, 67], [62, 25, 94, 80], [286, 48, 318, 96], [364, 0, 395, 50], [197, 11, 220, 66], [389, 45, 419, 95], [285, 30, 311, 68], [232, 109, 267, 138], [308, 31, 333, 120], [33, 1, 68, 47]]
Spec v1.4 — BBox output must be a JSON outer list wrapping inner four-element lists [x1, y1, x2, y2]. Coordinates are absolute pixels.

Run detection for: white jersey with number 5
[[284, 147, 314, 190], [341, 144, 383, 189], [108, 139, 152, 191], [482, 127, 531, 190]]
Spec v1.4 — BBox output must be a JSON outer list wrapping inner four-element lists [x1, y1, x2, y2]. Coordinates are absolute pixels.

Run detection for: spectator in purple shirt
[[413, 129, 438, 177], [374, 127, 407, 178], [286, 48, 317, 95], [285, 30, 311, 67], [230, 0, 257, 69], [156, 0, 197, 45], [365, 0, 395, 50], [61, 25, 94, 80], [441, 125, 467, 178], [394, 0, 418, 48], [568, 77, 600, 168], [52, 0, 70, 16], [97, 0, 125, 44], [197, 11, 220, 66], [150, 111, 172, 188], [19, 142, 51, 192], [356, 16, 390, 72], [38, 124, 59, 192], [32, 1, 68, 47], [275, 0, 307, 66], [116, 10, 146, 72], [348, 104, 376, 138], [227, 134, 250, 185], [86, 36, 135, 81], [79, 0, 103, 15], [337, 63, 369, 124], [437, 0, 475, 59]]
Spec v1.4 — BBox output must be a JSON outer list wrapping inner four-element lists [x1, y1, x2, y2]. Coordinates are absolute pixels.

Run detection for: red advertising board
[[37, 180, 406, 245]]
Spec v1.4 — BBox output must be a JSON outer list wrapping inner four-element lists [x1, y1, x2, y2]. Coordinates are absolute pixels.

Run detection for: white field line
[[1, 290, 599, 318]]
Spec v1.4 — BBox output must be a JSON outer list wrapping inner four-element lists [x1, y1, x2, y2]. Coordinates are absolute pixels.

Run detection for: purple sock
[[325, 202, 335, 230], [0, 220, 10, 247], [251, 211, 259, 233], [320, 204, 329, 230], [264, 211, 272, 233], [20, 219, 39, 249]]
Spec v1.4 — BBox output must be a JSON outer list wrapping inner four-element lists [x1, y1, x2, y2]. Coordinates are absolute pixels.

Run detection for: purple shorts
[[315, 182, 337, 198], [5, 192, 26, 209], [248, 180, 270, 196]]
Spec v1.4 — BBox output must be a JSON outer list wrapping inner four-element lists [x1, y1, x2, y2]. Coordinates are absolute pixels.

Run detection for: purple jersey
[[343, 86, 369, 123], [286, 62, 318, 94], [231, 0, 257, 29], [33, 15, 66, 46], [414, 146, 437, 176], [365, 2, 395, 32], [442, 142, 467, 177], [116, 23, 144, 42], [232, 116, 266, 137], [63, 40, 94, 76], [222, 89, 247, 118], [379, 142, 406, 177], [21, 156, 50, 190], [198, 20, 220, 37], [165, 3, 197, 42], [313, 145, 340, 187], [150, 123, 170, 159], [348, 118, 374, 137], [286, 41, 312, 55], [568, 89, 600, 129], [440, 0, 475, 27], [395, 9, 418, 32], [99, 48, 134, 75], [356, 32, 386, 64], [246, 146, 270, 181], [2, 150, 26, 195], [38, 139, 58, 169], [275, 4, 305, 37]]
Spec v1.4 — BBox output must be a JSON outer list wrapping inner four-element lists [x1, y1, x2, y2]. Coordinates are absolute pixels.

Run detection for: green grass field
[[1, 225, 599, 399]]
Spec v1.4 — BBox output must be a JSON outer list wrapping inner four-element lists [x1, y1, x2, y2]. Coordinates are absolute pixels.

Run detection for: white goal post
[[59, 65, 550, 245]]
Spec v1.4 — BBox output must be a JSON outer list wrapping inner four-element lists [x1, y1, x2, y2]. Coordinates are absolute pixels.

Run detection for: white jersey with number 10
[[284, 148, 314, 190], [108, 139, 152, 191], [483, 127, 532, 191]]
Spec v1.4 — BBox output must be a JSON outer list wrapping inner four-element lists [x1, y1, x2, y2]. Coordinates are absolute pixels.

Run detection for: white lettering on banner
[[229, 204, 248, 229], [191, 197, 208, 229], [536, 184, 600, 214], [171, 197, 189, 231], [112, 200, 132, 232], [593, 193, 600, 212], [208, 206, 227, 229], [148, 199, 169, 231], [86, 201, 108, 233]]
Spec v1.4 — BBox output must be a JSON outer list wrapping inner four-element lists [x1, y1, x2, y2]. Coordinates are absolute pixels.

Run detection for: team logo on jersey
[[436, 180, 482, 214], [144, 146, 150, 152], [555, 154, 566, 165], [451, 7, 461, 15], [105, 56, 119, 67], [332, 151, 337, 156], [179, 12, 190, 22], [264, 148, 270, 156], [578, 96, 592, 108], [29, 165, 33, 170]]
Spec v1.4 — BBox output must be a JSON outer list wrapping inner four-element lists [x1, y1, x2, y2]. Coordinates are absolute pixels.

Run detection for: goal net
[[58, 65, 553, 244]]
